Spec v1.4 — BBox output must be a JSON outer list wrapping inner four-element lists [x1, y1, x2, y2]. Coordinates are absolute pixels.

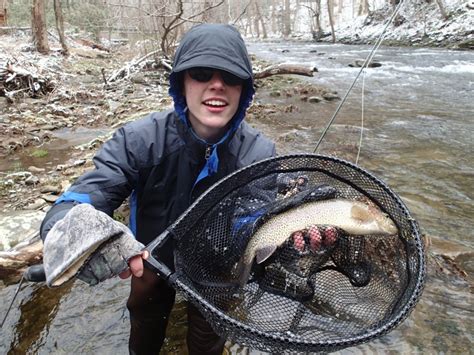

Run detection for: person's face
[[183, 68, 243, 142]]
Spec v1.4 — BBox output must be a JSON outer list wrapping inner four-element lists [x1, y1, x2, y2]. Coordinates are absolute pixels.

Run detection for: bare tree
[[32, 0, 49, 54], [0, 0, 7, 26], [54, 0, 69, 56], [301, 0, 323, 40], [283, 0, 291, 37], [159, 0, 225, 56], [327, 0, 336, 43], [358, 0, 370, 16], [434, 0, 449, 20], [254, 0, 268, 38]]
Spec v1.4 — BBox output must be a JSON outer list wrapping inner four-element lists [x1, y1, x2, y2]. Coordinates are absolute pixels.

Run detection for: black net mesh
[[149, 154, 426, 353]]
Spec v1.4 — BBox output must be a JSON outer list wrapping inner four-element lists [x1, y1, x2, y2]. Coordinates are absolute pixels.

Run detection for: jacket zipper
[[205, 145, 212, 160], [189, 145, 212, 204]]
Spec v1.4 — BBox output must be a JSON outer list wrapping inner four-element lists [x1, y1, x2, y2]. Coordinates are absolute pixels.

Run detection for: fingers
[[291, 225, 340, 253], [119, 251, 149, 279], [292, 231, 305, 252], [119, 269, 132, 279]]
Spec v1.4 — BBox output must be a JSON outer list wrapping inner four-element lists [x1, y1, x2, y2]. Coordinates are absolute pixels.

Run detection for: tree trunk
[[254, 1, 267, 39], [358, 0, 369, 16], [53, 0, 68, 56], [32, 0, 49, 54], [283, 0, 291, 37], [434, 0, 449, 20], [314, 0, 322, 35], [327, 0, 336, 43], [0, 0, 7, 26]]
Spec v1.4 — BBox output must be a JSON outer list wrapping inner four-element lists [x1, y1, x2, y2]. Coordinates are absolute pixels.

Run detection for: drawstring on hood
[[168, 24, 255, 185]]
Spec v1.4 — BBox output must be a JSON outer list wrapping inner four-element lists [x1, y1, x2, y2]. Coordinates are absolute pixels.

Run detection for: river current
[[1, 41, 473, 354]]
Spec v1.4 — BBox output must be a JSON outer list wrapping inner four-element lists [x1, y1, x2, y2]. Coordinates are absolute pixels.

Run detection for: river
[[0, 41, 473, 354]]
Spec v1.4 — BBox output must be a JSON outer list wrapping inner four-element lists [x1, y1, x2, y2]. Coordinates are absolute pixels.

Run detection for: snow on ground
[[293, 0, 473, 49]]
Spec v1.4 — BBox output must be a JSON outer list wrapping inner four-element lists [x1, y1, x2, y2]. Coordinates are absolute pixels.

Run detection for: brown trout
[[236, 198, 398, 287]]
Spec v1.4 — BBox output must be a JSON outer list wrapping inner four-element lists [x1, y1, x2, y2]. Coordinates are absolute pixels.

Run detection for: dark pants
[[127, 268, 226, 355]]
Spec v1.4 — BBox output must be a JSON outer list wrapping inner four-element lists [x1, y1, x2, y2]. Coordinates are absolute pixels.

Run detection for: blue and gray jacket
[[40, 24, 276, 250]]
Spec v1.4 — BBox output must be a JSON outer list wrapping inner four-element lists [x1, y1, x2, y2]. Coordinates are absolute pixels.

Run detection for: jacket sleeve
[[40, 124, 141, 240]]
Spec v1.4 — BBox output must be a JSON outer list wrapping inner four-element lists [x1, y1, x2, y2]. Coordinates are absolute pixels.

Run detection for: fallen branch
[[107, 50, 171, 83], [254, 64, 318, 79], [0, 61, 56, 100], [74, 38, 110, 52]]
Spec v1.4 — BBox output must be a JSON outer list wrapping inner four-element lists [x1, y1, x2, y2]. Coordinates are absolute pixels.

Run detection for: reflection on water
[[0, 42, 472, 354], [0, 127, 111, 173]]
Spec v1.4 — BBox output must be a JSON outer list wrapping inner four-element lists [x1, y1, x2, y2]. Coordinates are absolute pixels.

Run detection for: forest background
[[1, 0, 473, 58]]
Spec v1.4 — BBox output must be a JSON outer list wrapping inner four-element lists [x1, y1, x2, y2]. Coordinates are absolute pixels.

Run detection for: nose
[[208, 72, 225, 89]]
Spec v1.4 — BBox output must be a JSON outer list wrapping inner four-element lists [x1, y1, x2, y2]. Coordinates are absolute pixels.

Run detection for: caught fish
[[236, 197, 398, 287]]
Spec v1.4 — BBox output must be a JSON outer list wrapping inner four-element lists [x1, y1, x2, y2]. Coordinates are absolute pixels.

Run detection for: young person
[[40, 23, 276, 354]]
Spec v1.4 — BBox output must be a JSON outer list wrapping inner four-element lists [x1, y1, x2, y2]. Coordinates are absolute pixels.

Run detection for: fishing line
[[313, 0, 406, 155], [355, 72, 366, 165], [1, 275, 25, 328]]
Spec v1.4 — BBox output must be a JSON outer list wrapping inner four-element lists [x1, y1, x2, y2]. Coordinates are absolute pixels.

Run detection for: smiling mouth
[[203, 99, 228, 107]]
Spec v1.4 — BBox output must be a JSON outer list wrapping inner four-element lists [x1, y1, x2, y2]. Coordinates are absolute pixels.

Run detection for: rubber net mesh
[[153, 154, 425, 353]]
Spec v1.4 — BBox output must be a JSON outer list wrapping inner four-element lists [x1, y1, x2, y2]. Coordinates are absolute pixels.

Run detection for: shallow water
[[1, 42, 473, 354]]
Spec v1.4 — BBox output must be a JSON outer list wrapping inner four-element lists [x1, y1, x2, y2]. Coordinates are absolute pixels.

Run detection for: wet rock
[[82, 106, 99, 116], [41, 194, 59, 203], [6, 171, 32, 182], [25, 175, 40, 185], [278, 129, 305, 143], [28, 166, 46, 173], [263, 108, 277, 115], [40, 185, 62, 194], [131, 73, 147, 84], [284, 104, 299, 113], [323, 92, 341, 101], [349, 60, 383, 68], [72, 159, 86, 167], [123, 86, 135, 95], [0, 96, 9, 108], [25, 198, 48, 210], [0, 210, 45, 251], [308, 96, 323, 103]]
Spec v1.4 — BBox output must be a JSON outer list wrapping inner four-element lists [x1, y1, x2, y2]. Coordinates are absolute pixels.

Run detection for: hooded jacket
[[40, 24, 276, 248]]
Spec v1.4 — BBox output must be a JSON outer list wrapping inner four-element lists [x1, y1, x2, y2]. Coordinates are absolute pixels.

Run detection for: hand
[[119, 250, 149, 279], [291, 225, 340, 253]]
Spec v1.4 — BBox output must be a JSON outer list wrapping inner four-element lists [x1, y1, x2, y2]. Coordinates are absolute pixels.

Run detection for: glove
[[43, 203, 144, 287]]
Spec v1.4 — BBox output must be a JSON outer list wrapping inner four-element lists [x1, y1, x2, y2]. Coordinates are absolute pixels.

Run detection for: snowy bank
[[323, 1, 473, 49]]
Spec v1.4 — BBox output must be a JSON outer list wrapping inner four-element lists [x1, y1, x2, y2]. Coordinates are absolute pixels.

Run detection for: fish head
[[351, 203, 398, 235]]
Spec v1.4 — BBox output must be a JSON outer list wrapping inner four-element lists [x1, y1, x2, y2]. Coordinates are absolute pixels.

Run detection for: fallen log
[[254, 64, 318, 79], [0, 235, 43, 285], [74, 38, 110, 52]]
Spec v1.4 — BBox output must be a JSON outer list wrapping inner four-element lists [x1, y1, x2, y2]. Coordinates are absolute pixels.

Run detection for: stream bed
[[1, 41, 473, 354]]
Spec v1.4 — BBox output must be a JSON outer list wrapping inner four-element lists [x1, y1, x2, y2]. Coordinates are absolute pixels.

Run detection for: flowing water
[[1, 42, 473, 354]]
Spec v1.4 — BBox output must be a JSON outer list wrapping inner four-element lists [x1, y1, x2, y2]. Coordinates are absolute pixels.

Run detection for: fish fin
[[351, 204, 371, 222], [255, 245, 277, 264], [235, 259, 253, 288]]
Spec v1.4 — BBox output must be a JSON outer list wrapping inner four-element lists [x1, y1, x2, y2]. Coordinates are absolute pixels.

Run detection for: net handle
[[144, 230, 174, 282]]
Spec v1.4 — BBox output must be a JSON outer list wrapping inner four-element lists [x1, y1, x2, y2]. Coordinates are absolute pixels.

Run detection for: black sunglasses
[[187, 67, 244, 86]]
